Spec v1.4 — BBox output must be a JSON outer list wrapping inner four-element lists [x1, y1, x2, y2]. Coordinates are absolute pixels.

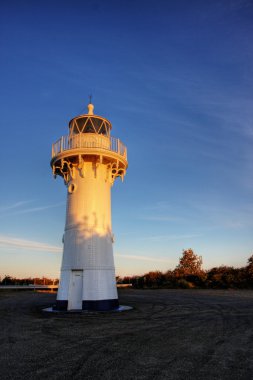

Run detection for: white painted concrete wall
[[57, 161, 118, 307]]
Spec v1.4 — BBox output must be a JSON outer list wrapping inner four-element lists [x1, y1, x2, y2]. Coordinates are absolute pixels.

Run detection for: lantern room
[[68, 103, 112, 137]]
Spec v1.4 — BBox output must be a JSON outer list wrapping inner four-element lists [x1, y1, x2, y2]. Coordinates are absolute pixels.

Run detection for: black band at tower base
[[82, 299, 119, 311], [54, 300, 68, 310]]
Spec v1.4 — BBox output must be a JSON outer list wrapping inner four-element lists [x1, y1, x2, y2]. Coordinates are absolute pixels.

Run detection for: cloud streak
[[139, 216, 183, 222], [0, 200, 34, 212], [9, 202, 65, 215], [0, 235, 174, 265], [0, 236, 62, 253], [115, 253, 173, 263], [138, 233, 202, 241], [0, 202, 65, 218]]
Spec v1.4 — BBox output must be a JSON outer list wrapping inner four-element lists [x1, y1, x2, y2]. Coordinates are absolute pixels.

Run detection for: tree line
[[2, 249, 253, 289], [0, 276, 59, 286], [117, 249, 253, 289]]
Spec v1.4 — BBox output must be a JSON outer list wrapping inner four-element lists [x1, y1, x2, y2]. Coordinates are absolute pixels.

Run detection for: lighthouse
[[50, 102, 128, 311]]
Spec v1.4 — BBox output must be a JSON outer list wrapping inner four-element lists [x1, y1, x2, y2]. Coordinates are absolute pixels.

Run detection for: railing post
[[60, 136, 63, 152]]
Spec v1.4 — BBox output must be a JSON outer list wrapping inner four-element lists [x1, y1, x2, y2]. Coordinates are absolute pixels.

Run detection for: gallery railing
[[52, 134, 127, 160]]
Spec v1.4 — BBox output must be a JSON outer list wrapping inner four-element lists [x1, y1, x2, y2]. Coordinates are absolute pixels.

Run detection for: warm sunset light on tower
[[50, 102, 128, 311]]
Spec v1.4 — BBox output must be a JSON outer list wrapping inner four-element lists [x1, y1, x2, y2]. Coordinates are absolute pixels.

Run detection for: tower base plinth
[[82, 299, 119, 311], [53, 298, 119, 311], [54, 300, 68, 310]]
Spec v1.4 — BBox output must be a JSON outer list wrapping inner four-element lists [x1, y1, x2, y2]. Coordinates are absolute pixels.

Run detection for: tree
[[247, 255, 253, 275], [174, 249, 204, 277], [207, 266, 235, 288], [1, 275, 14, 285], [144, 271, 164, 288], [245, 254, 253, 287]]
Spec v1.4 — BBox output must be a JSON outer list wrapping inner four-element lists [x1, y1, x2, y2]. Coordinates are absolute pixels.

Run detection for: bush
[[176, 279, 194, 289]]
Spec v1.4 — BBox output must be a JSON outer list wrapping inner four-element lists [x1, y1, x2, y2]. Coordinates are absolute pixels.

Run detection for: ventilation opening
[[68, 183, 77, 194]]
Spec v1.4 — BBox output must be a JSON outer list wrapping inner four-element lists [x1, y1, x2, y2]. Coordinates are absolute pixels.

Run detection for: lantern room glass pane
[[76, 118, 86, 132], [99, 125, 107, 135], [84, 120, 95, 133], [90, 117, 103, 132], [70, 121, 79, 134]]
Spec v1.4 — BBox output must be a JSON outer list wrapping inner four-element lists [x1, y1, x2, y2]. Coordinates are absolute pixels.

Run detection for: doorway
[[68, 270, 83, 310]]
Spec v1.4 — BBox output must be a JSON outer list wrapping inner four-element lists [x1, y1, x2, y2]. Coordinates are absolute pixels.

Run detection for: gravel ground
[[1, 289, 253, 380]]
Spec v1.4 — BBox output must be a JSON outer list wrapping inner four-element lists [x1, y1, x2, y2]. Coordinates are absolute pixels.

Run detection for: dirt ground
[[1, 289, 253, 380]]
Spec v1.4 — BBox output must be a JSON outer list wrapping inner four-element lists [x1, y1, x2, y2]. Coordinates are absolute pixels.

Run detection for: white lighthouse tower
[[51, 101, 128, 311]]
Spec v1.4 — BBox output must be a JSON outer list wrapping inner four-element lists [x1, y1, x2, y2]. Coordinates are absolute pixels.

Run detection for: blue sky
[[0, 0, 252, 279]]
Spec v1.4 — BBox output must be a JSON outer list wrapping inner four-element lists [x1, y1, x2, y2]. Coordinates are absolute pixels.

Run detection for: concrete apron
[[42, 305, 133, 313]]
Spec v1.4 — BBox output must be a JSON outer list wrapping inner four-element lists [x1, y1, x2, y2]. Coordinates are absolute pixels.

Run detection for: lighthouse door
[[68, 270, 83, 310]]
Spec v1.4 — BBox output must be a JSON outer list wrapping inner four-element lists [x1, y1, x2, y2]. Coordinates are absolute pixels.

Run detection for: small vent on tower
[[68, 183, 77, 194]]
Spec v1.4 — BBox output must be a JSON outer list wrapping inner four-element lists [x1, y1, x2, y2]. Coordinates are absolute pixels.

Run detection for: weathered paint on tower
[[50, 103, 128, 311]]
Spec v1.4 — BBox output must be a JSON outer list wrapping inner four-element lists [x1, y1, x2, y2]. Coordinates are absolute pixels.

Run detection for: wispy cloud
[[0, 200, 34, 212], [0, 235, 62, 253], [115, 253, 173, 263], [138, 233, 202, 241], [143, 201, 171, 211], [187, 197, 253, 229], [139, 216, 183, 222], [9, 202, 65, 215], [0, 202, 65, 218]]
